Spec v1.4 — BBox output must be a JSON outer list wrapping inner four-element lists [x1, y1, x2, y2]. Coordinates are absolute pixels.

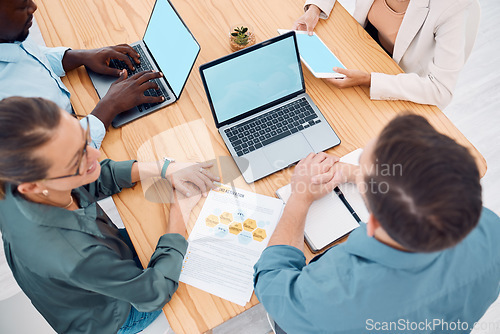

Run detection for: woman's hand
[[166, 162, 220, 197], [325, 68, 371, 88], [292, 5, 321, 35], [167, 185, 202, 236]]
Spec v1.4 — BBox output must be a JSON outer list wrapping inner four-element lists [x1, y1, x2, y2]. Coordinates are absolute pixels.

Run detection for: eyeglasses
[[43, 116, 92, 181]]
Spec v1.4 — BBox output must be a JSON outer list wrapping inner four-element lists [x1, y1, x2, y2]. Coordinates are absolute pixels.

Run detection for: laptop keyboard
[[224, 97, 322, 157], [109, 44, 171, 112]]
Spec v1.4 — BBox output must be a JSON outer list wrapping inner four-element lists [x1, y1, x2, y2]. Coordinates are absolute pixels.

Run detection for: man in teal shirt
[[254, 114, 500, 333]]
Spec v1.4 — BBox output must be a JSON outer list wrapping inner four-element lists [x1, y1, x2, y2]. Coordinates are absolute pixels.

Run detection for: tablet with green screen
[[278, 29, 346, 78]]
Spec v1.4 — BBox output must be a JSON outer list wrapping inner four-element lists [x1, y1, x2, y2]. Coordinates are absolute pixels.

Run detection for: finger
[[297, 152, 315, 166], [324, 77, 347, 88], [174, 181, 193, 197], [133, 70, 163, 84], [140, 81, 160, 91], [182, 182, 201, 199], [329, 155, 341, 163], [311, 170, 335, 184], [188, 174, 209, 197], [111, 52, 135, 72], [318, 160, 335, 174], [312, 151, 329, 164], [306, 22, 314, 35], [199, 161, 214, 169], [321, 175, 339, 194], [198, 171, 217, 192], [305, 152, 316, 161], [325, 170, 344, 190], [140, 95, 165, 104], [200, 166, 220, 182], [333, 67, 350, 75], [114, 69, 128, 83], [293, 21, 306, 31], [116, 44, 141, 64], [94, 63, 123, 77], [318, 155, 340, 173]]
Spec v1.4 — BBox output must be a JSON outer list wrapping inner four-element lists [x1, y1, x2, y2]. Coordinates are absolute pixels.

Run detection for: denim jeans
[[118, 306, 162, 334]]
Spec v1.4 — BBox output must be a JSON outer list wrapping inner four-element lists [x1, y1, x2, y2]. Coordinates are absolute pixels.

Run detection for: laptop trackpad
[[263, 133, 314, 170]]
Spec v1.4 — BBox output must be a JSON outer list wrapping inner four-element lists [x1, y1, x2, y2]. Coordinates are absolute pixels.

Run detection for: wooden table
[[35, 0, 486, 332]]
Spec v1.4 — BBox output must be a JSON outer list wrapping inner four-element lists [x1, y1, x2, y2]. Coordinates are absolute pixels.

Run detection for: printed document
[[179, 184, 284, 306]]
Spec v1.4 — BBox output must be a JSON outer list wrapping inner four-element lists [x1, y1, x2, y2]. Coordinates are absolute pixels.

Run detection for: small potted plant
[[229, 24, 256, 52]]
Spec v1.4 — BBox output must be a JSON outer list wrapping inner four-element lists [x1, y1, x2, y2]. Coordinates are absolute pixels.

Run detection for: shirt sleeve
[[38, 45, 70, 77], [81, 115, 106, 149], [85, 160, 136, 199], [370, 3, 469, 108], [304, 0, 336, 19], [253, 245, 316, 332], [69, 233, 188, 312]]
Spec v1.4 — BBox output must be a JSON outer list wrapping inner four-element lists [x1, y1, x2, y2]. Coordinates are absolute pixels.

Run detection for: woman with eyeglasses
[[0, 97, 219, 334]]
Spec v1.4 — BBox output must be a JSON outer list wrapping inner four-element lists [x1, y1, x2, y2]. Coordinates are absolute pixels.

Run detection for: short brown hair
[[364, 114, 482, 252], [0, 97, 61, 198]]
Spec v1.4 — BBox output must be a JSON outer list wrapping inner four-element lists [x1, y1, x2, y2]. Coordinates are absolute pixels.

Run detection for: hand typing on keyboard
[[92, 69, 164, 127], [64, 44, 141, 76], [65, 43, 166, 128]]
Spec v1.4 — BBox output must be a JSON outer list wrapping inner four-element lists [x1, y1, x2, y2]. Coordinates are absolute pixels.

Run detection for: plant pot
[[229, 24, 256, 52]]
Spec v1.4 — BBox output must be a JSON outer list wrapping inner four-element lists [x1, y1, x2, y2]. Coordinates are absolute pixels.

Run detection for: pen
[[333, 187, 361, 223]]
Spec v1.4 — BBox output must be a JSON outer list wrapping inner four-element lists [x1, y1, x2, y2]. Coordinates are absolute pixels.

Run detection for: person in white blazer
[[293, 0, 480, 109]]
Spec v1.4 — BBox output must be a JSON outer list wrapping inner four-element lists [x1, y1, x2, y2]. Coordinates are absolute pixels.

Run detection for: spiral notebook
[[275, 149, 369, 252]]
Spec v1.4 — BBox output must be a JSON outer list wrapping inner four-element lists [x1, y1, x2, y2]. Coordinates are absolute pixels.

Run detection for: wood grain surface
[[33, 0, 487, 332]]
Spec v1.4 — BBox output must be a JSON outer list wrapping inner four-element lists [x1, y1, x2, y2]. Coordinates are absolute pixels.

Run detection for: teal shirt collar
[[343, 223, 441, 270], [8, 185, 105, 238]]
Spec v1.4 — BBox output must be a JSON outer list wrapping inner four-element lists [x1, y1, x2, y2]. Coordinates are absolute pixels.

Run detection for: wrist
[[289, 191, 314, 207], [161, 157, 176, 179], [364, 72, 372, 87], [167, 203, 187, 236], [62, 49, 86, 72], [91, 98, 120, 128], [307, 4, 321, 16]]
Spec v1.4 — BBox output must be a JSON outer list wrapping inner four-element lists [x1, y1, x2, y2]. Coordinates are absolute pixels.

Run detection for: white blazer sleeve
[[370, 5, 469, 109], [304, 0, 337, 19]]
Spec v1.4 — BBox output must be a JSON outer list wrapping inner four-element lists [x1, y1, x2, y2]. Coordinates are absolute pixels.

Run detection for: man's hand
[[292, 5, 321, 35], [267, 152, 339, 249], [311, 162, 361, 185], [63, 44, 140, 75], [91, 70, 164, 127], [325, 68, 371, 88], [166, 161, 220, 198], [290, 152, 340, 204]]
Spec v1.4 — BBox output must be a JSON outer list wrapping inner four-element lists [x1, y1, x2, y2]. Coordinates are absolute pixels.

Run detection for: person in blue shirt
[[254, 114, 500, 334], [0, 0, 164, 148]]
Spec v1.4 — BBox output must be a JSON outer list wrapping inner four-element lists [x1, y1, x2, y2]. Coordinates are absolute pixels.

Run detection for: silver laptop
[[87, 0, 200, 128], [199, 32, 341, 183]]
